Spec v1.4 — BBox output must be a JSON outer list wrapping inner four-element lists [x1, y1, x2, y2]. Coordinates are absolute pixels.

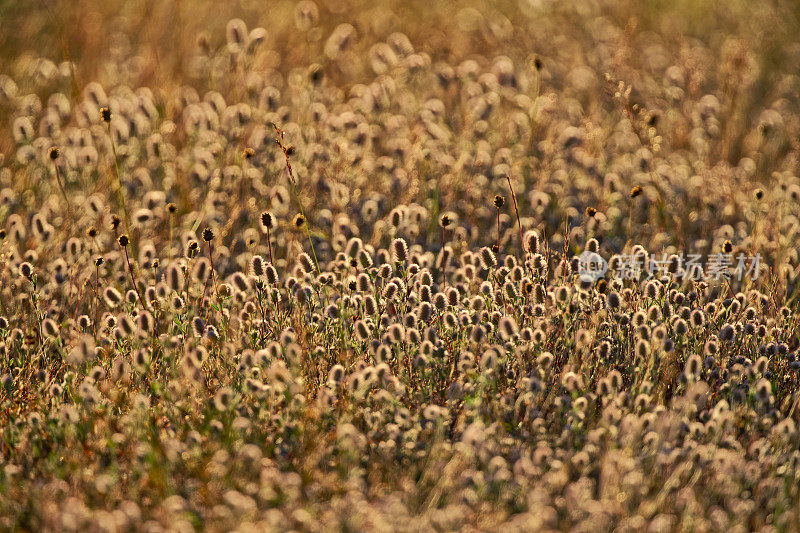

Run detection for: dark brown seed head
[[243, 147, 255, 159], [755, 189, 764, 200], [309, 64, 323, 85], [86, 227, 97, 238], [293, 214, 305, 228], [260, 211, 275, 230], [167, 202, 177, 214], [586, 207, 597, 217], [100, 107, 112, 123], [110, 215, 121, 230], [48, 147, 60, 160], [723, 240, 733, 254], [118, 234, 129, 247], [202, 228, 215, 242], [493, 195, 505, 208], [95, 256, 104, 267], [440, 214, 451, 228], [630, 186, 643, 198]]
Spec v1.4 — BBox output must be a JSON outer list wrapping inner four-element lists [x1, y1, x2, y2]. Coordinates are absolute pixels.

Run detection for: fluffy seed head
[[479, 247, 496, 269], [298, 252, 315, 274], [392, 238, 408, 263], [260, 211, 275, 231]]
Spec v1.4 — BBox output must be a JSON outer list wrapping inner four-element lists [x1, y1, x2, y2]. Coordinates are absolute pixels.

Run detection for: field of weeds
[[3, 0, 800, 530]]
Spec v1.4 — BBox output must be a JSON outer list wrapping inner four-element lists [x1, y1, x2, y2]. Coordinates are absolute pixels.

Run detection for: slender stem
[[93, 265, 99, 340], [122, 246, 145, 309], [168, 213, 174, 263], [441, 226, 447, 288], [107, 123, 132, 237], [496, 207, 501, 257], [200, 241, 217, 320], [273, 123, 320, 271], [627, 203, 633, 246], [266, 226, 274, 265], [207, 241, 218, 296], [72, 280, 86, 324], [505, 175, 525, 258], [52, 163, 73, 222]]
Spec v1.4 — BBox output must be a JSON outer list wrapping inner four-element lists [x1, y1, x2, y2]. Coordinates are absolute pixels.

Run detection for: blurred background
[[3, 0, 800, 266], [3, 0, 800, 169]]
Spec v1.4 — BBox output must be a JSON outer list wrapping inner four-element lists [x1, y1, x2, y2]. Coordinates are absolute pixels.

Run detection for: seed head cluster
[[1, 2, 800, 531]]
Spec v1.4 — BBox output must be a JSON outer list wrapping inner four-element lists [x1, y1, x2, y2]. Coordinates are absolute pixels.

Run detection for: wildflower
[[722, 240, 733, 254], [392, 238, 408, 263], [231, 272, 250, 292], [260, 211, 275, 231], [103, 288, 123, 307], [192, 317, 205, 337], [479, 247, 496, 269], [685, 353, 701, 378], [690, 309, 706, 328], [19, 262, 33, 279], [345, 237, 363, 258], [358, 249, 373, 268], [42, 318, 58, 338], [298, 252, 315, 274], [192, 258, 210, 282], [136, 311, 153, 332], [186, 240, 199, 258], [389, 207, 405, 227], [636, 339, 651, 358], [499, 316, 519, 340], [205, 325, 220, 340], [755, 378, 772, 403], [249, 255, 265, 277], [165, 264, 183, 291], [265, 264, 279, 284], [328, 365, 345, 386]]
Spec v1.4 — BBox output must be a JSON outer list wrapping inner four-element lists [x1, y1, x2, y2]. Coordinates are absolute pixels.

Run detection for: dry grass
[[2, 0, 800, 531]]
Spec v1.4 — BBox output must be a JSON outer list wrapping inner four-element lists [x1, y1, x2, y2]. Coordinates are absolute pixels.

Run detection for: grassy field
[[3, 0, 800, 530]]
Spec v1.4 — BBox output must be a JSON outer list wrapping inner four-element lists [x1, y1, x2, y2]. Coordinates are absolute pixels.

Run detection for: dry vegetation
[[4, 0, 800, 531]]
